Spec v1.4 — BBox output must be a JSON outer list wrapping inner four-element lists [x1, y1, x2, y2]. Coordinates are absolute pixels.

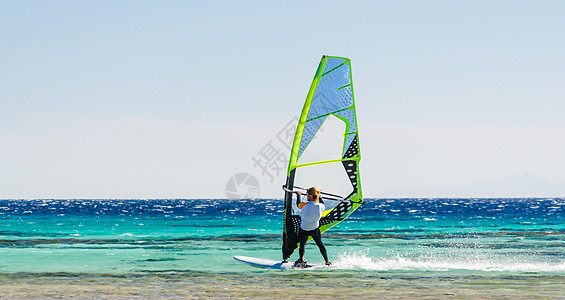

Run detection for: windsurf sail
[[282, 56, 364, 261]]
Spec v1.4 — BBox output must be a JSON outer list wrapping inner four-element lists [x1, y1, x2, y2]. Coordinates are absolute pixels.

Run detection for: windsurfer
[[294, 187, 332, 267]]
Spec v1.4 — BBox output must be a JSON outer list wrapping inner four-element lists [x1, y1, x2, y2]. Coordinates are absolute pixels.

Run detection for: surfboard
[[233, 255, 319, 269]]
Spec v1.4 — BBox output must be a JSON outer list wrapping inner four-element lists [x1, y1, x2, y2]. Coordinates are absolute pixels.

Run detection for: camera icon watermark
[[225, 172, 260, 200]]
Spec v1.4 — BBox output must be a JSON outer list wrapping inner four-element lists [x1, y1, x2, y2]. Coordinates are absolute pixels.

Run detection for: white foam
[[333, 250, 565, 273], [118, 233, 149, 238]]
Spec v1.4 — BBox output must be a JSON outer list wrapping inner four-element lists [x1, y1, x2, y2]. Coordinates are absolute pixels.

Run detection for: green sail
[[282, 56, 363, 260]]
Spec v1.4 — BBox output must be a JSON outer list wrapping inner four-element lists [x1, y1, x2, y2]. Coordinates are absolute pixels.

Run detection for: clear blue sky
[[1, 1, 564, 198]]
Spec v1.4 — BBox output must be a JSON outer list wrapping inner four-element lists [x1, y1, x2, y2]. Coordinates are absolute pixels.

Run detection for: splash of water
[[333, 250, 565, 273]]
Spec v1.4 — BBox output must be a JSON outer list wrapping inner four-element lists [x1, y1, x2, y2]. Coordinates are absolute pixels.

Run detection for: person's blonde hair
[[307, 187, 320, 201]]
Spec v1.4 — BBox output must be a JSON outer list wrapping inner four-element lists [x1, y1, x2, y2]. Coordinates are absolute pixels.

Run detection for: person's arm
[[295, 191, 304, 209], [295, 191, 307, 209]]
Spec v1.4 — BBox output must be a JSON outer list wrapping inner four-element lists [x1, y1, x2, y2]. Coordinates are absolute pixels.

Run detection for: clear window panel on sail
[[294, 115, 353, 211]]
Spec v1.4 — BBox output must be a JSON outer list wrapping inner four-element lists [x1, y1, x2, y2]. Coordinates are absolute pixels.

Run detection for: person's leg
[[298, 229, 309, 261], [311, 228, 329, 263]]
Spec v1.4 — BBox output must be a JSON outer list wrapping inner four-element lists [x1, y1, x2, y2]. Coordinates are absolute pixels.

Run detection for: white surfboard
[[233, 255, 319, 269]]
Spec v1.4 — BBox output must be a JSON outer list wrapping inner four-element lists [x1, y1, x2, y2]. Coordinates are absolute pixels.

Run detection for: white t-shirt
[[300, 201, 325, 231]]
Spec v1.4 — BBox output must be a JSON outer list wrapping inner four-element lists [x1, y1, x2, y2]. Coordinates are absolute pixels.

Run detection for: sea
[[1, 198, 564, 299]]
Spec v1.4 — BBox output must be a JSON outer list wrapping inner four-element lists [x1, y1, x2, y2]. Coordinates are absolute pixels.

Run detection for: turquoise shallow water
[[1, 198, 564, 298]]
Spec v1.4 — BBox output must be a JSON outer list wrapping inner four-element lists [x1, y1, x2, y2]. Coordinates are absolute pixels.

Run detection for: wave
[[333, 250, 565, 273], [1, 230, 564, 247], [0, 234, 283, 247], [328, 230, 565, 240]]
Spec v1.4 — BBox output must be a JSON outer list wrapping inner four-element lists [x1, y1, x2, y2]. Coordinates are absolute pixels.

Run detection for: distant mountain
[[378, 174, 565, 198]]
